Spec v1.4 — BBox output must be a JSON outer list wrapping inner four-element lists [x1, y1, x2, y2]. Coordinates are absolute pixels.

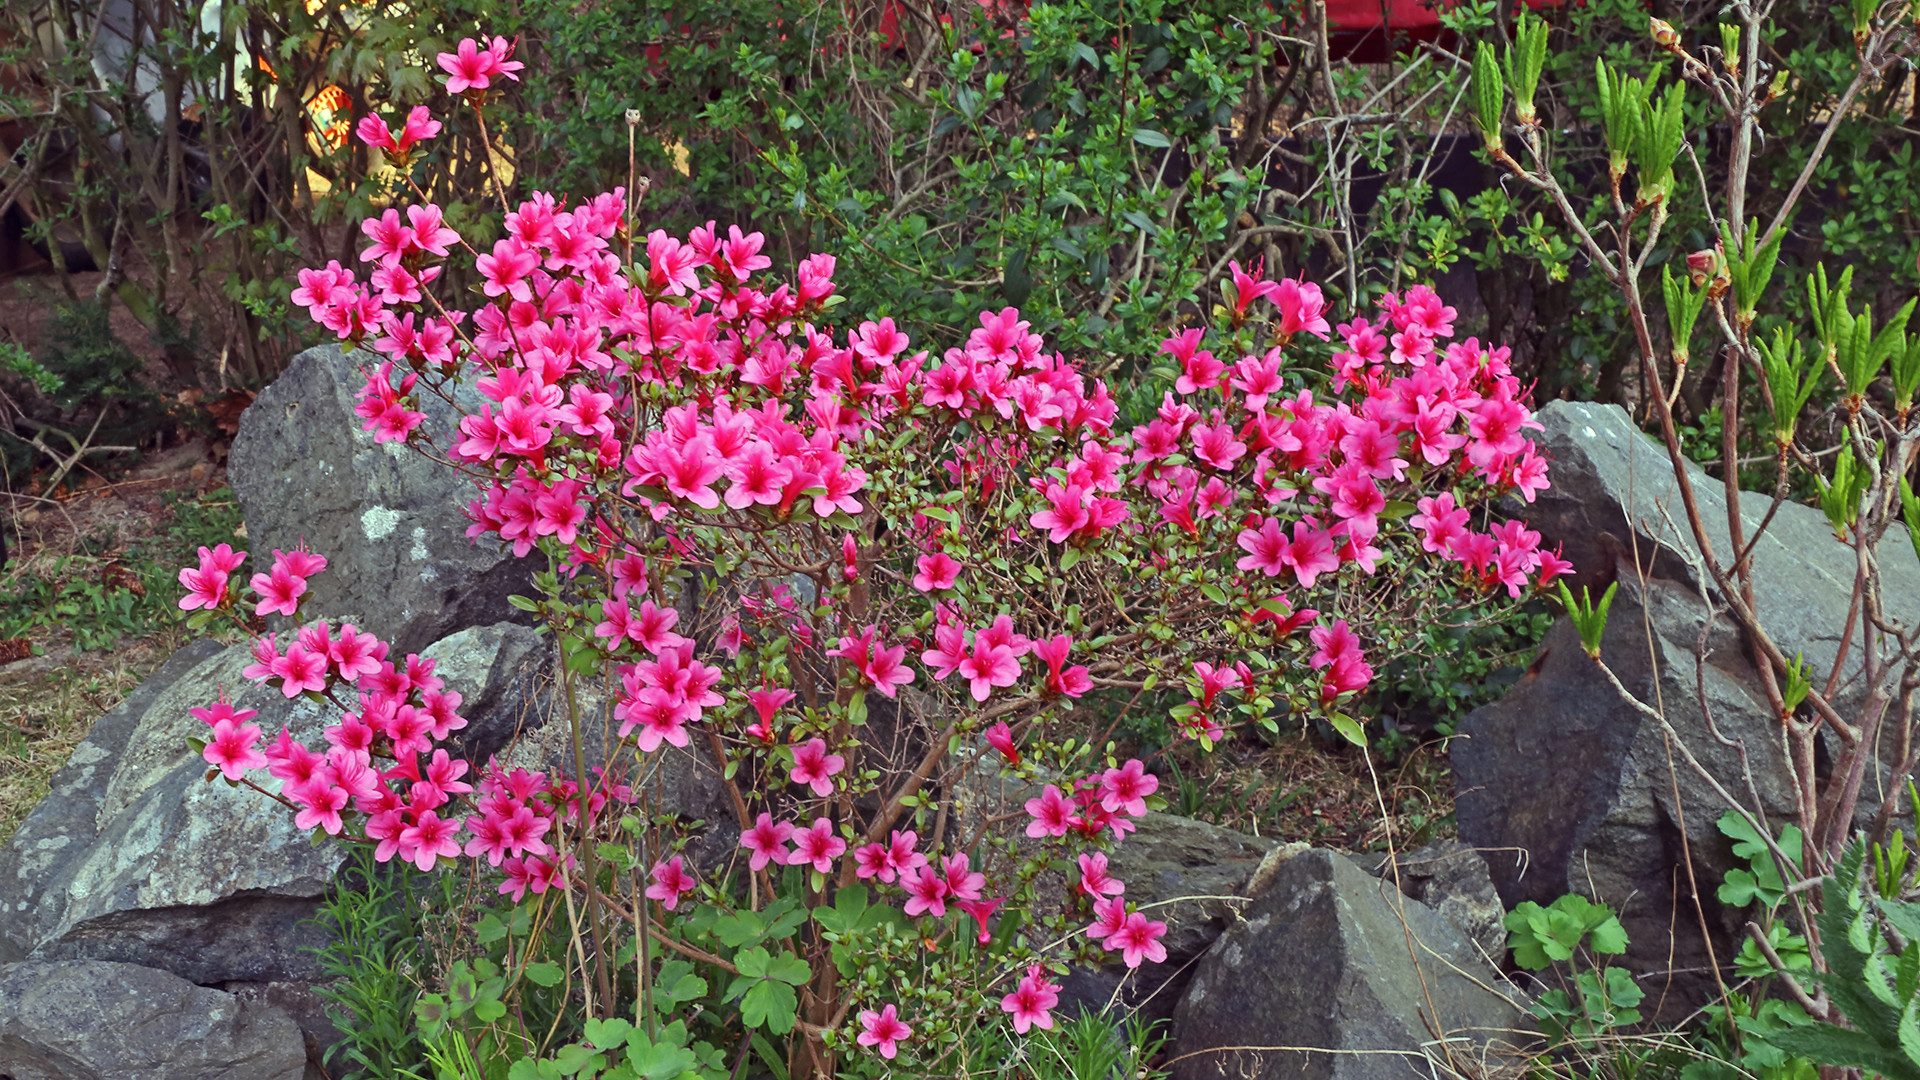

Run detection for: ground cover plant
[[151, 33, 1581, 1078]]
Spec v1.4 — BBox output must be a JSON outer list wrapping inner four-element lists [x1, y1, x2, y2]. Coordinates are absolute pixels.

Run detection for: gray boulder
[[1456, 399, 1920, 1015], [1172, 849, 1528, 1080], [0, 960, 307, 1080], [229, 343, 534, 656], [1357, 840, 1507, 961], [1056, 813, 1277, 1021], [1517, 398, 1920, 696]]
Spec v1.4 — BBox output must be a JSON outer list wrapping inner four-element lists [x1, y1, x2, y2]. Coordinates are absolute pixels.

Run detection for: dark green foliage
[[1373, 598, 1552, 736], [307, 847, 433, 1079]]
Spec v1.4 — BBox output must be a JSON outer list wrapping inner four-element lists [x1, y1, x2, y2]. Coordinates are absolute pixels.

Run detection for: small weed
[[158, 484, 245, 558], [308, 846, 433, 1080]]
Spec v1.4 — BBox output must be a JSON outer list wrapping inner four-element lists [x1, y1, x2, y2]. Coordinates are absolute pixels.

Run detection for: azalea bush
[[173, 36, 1569, 1079]]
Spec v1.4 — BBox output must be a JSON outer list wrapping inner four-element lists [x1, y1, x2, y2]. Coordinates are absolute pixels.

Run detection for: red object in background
[[878, 0, 1559, 62], [1327, 0, 1563, 62], [1327, 0, 1453, 31]]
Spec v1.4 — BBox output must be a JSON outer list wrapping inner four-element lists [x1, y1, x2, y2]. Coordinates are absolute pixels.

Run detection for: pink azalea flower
[[787, 817, 846, 874], [1030, 634, 1091, 698], [1085, 895, 1129, 942], [269, 643, 328, 697], [1024, 784, 1073, 839], [1275, 278, 1332, 340], [861, 638, 915, 698], [397, 810, 464, 872], [1001, 965, 1060, 1034], [1308, 620, 1362, 670], [328, 624, 387, 683], [1100, 759, 1158, 817], [1077, 851, 1126, 899], [856, 1003, 912, 1059], [984, 720, 1020, 765], [437, 35, 523, 95], [956, 896, 1005, 943], [740, 813, 795, 872], [289, 775, 348, 835], [202, 717, 266, 781], [190, 696, 258, 728], [958, 639, 1020, 702], [646, 856, 697, 911], [912, 552, 962, 592], [1235, 516, 1288, 577], [1227, 259, 1282, 321], [250, 565, 307, 618], [903, 865, 951, 918], [177, 543, 246, 611], [788, 738, 846, 798], [1107, 911, 1169, 968], [853, 842, 893, 881], [919, 621, 969, 681]]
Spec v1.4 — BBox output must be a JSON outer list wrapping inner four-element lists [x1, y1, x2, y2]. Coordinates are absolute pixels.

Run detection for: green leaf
[[1328, 712, 1366, 748], [765, 951, 810, 986], [1718, 868, 1761, 907], [586, 1018, 636, 1049], [552, 1042, 606, 1076], [714, 912, 767, 948], [740, 980, 799, 1034], [1131, 128, 1171, 148], [733, 945, 773, 979], [1768, 1022, 1920, 1080], [658, 971, 708, 1007], [1471, 41, 1505, 143], [625, 1035, 700, 1080], [1588, 915, 1629, 955], [523, 960, 566, 987]]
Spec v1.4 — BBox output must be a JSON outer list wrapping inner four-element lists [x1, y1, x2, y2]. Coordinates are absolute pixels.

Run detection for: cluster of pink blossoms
[[180, 542, 584, 893], [227, 36, 1573, 1062]]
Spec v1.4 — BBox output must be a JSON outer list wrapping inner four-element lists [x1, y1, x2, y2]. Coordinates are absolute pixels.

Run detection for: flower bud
[[1650, 17, 1680, 48], [1686, 248, 1720, 287]]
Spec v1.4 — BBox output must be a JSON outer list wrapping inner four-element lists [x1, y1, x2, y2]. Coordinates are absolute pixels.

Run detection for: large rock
[[1518, 398, 1920, 692], [0, 620, 546, 1066], [229, 343, 533, 656], [1172, 849, 1528, 1080], [1356, 840, 1507, 962], [0, 960, 307, 1080], [1456, 399, 1920, 1015], [1056, 813, 1277, 1020]]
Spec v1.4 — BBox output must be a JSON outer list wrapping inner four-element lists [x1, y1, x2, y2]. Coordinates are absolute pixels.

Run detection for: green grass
[[0, 483, 244, 843]]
